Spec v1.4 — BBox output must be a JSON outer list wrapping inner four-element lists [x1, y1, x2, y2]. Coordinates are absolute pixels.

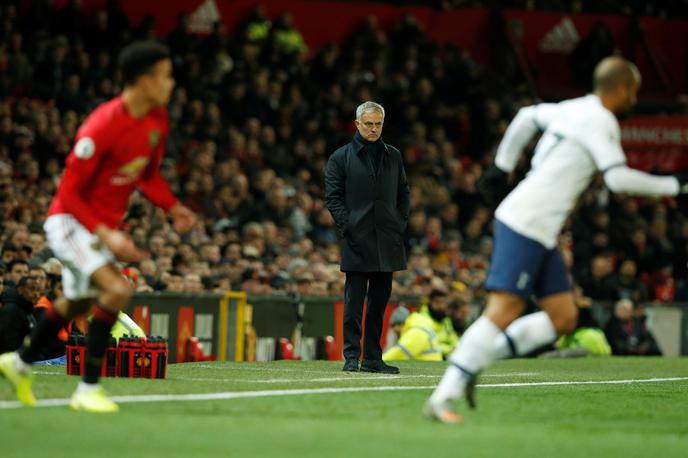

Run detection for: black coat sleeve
[[324, 151, 349, 236]]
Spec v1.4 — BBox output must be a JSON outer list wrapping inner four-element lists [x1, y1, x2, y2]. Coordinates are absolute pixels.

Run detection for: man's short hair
[[8, 259, 29, 271], [429, 289, 448, 299], [356, 101, 385, 120], [2, 243, 18, 254], [16, 275, 37, 288], [118, 41, 170, 86]]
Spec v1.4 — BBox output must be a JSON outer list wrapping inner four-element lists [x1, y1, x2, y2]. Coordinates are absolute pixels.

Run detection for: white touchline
[[1, 377, 686, 410], [34, 372, 539, 384]]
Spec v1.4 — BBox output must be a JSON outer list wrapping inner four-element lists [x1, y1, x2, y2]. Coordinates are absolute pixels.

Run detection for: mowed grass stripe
[[1, 376, 686, 410]]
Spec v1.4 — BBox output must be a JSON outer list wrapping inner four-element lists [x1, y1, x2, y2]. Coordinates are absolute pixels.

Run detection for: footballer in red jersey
[[0, 41, 195, 413]]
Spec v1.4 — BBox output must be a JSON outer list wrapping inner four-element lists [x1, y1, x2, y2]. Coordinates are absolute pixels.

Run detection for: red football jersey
[[48, 96, 178, 232]]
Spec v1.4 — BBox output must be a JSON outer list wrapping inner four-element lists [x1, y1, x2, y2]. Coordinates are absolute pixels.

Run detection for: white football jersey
[[495, 95, 632, 248]]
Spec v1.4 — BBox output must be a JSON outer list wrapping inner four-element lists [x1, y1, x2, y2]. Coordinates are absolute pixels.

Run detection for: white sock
[[430, 316, 502, 403], [493, 311, 558, 360], [14, 352, 32, 375], [76, 382, 100, 395]]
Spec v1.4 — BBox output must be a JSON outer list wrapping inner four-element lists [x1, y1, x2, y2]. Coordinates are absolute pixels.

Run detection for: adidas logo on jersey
[[539, 17, 580, 53]]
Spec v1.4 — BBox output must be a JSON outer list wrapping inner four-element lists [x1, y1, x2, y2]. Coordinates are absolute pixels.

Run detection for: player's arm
[[604, 166, 680, 196], [324, 151, 349, 237], [494, 104, 556, 172], [478, 103, 557, 200], [584, 123, 682, 196], [137, 135, 196, 234]]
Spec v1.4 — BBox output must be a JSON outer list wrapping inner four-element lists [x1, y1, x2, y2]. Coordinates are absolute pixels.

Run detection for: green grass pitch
[[1, 358, 686, 458]]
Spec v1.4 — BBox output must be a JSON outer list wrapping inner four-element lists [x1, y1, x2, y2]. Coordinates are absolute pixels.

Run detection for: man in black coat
[[0, 276, 41, 354], [325, 101, 410, 373]]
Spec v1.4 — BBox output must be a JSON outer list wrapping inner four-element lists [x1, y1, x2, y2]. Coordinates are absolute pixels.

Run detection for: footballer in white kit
[[424, 56, 688, 424]]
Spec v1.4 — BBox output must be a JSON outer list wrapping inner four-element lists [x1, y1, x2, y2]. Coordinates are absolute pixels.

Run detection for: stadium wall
[[126, 291, 247, 363], [125, 293, 687, 359]]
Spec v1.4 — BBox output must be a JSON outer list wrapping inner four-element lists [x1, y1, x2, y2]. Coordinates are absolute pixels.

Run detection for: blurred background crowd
[[1, 0, 687, 330], [378, 0, 688, 19]]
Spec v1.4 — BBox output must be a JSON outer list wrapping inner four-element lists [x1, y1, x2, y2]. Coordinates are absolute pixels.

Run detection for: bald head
[[593, 56, 641, 115], [593, 56, 641, 93]]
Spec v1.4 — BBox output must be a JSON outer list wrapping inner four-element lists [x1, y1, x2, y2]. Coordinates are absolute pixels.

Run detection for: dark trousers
[[343, 271, 393, 361]]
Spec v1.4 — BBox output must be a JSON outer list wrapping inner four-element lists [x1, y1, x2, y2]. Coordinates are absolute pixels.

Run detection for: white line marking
[[1, 376, 686, 410], [35, 372, 539, 384]]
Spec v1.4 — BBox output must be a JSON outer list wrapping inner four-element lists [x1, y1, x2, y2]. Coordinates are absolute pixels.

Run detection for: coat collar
[[353, 130, 390, 156]]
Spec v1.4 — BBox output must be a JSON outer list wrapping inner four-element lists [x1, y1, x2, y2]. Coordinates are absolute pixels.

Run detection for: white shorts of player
[[43, 214, 115, 300]]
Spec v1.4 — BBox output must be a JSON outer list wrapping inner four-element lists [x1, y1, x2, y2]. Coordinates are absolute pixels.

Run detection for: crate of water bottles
[[66, 334, 168, 379]]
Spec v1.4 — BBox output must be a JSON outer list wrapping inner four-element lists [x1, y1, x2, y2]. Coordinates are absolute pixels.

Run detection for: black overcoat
[[324, 134, 409, 272]]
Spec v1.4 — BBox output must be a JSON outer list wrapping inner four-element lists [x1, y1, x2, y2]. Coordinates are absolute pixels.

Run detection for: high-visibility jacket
[[247, 20, 271, 42], [557, 327, 611, 356], [383, 305, 459, 361]]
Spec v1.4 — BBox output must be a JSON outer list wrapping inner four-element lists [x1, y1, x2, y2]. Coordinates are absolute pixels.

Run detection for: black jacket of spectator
[[604, 316, 661, 356], [0, 288, 36, 353], [325, 131, 410, 272]]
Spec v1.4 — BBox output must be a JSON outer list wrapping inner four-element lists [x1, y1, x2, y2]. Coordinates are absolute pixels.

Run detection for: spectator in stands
[[3, 259, 29, 298], [448, 297, 472, 335], [0, 276, 41, 353], [615, 258, 648, 302], [604, 299, 661, 356], [579, 254, 618, 300], [162, 271, 184, 292], [28, 266, 48, 297], [293, 272, 315, 296], [183, 273, 204, 293], [383, 306, 410, 352], [1, 244, 19, 264], [33, 273, 68, 360]]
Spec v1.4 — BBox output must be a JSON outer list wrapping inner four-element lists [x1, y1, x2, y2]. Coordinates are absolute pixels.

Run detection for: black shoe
[[342, 359, 359, 372], [360, 360, 399, 374]]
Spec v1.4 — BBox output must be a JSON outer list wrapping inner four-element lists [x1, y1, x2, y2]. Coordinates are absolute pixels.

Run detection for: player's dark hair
[[118, 41, 170, 86]]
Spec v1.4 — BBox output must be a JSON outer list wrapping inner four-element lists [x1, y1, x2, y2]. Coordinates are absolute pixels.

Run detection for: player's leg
[[493, 248, 575, 359], [0, 215, 105, 406], [343, 272, 368, 371], [69, 263, 132, 413], [0, 296, 93, 406], [20, 297, 93, 363], [425, 220, 542, 423], [425, 291, 524, 423], [491, 310, 559, 359]]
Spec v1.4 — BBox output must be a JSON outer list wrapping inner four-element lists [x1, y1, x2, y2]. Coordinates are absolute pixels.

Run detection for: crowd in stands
[[382, 0, 688, 19], [1, 0, 687, 342]]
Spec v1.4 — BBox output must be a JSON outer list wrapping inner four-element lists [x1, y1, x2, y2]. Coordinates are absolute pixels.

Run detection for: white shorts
[[44, 214, 115, 300]]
